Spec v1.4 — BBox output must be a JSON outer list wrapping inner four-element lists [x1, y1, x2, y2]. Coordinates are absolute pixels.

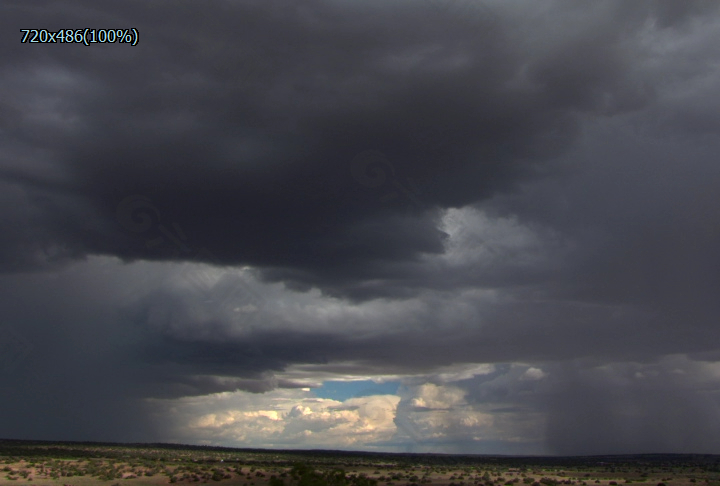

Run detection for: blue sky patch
[[313, 380, 400, 401]]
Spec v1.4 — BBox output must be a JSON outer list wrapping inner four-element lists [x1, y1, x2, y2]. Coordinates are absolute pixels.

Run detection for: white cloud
[[152, 388, 401, 450], [410, 383, 466, 409], [438, 206, 566, 270], [521, 367, 548, 381]]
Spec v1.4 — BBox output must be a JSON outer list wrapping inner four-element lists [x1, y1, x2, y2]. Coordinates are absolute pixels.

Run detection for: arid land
[[1, 440, 719, 486]]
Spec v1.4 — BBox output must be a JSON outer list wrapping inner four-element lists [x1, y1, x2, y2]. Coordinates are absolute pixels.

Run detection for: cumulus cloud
[[151, 389, 400, 450]]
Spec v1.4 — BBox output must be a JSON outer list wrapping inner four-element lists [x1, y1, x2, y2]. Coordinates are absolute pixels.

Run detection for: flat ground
[[1, 441, 718, 486]]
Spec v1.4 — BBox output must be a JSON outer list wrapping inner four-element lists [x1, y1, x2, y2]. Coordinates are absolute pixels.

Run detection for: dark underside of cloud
[[2, 0, 656, 287]]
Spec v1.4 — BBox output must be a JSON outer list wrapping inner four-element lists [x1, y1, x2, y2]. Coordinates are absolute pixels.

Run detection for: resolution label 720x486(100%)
[[20, 28, 138, 46]]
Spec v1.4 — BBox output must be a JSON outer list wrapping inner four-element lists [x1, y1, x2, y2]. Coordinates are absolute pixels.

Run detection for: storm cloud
[[2, 0, 720, 454]]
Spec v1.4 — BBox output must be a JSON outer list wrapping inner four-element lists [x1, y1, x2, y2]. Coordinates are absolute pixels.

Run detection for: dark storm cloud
[[3, 0, 720, 454], [1, 0, 661, 298]]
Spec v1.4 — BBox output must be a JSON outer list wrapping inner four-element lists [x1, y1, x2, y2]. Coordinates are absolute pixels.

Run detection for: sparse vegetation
[[0, 440, 719, 486]]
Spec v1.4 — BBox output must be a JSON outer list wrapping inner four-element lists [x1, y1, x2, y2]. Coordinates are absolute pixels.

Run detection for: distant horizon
[[2, 438, 719, 459]]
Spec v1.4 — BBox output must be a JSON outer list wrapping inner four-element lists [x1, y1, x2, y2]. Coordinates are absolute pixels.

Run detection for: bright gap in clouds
[[313, 380, 401, 402]]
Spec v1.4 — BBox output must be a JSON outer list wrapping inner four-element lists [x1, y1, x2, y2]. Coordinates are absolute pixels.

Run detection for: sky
[[1, 0, 720, 456]]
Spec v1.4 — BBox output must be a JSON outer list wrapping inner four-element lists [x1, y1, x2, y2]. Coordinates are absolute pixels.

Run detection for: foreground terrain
[[1, 440, 720, 486]]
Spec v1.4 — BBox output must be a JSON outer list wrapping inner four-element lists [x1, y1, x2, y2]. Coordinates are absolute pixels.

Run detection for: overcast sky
[[2, 0, 720, 455]]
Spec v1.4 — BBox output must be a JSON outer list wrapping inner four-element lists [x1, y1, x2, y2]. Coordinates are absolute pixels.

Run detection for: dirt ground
[[0, 462, 700, 486]]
